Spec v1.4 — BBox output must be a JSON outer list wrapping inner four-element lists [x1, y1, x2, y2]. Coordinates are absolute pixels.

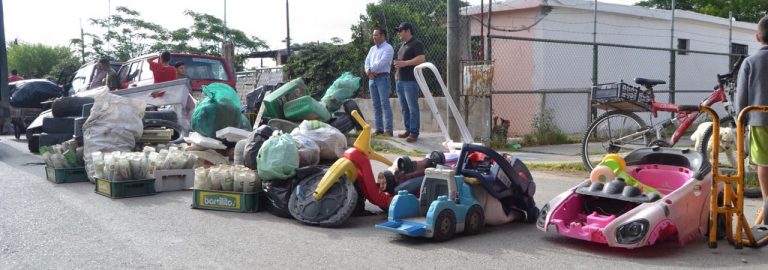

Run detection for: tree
[[283, 42, 360, 99], [636, 0, 768, 23], [6, 42, 79, 79]]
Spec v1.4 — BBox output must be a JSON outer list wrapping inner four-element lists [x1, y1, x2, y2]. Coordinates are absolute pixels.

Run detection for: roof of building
[[463, 0, 757, 31]]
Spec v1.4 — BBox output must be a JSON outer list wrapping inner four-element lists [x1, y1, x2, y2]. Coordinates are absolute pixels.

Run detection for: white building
[[464, 0, 762, 135]]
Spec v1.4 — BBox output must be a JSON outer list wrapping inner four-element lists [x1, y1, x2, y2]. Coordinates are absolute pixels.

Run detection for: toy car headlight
[[616, 219, 649, 244], [536, 203, 549, 228]]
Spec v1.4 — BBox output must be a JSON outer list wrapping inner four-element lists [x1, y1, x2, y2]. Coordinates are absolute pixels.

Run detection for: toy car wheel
[[433, 209, 456, 241], [464, 205, 485, 235], [524, 205, 540, 223], [288, 171, 358, 227]]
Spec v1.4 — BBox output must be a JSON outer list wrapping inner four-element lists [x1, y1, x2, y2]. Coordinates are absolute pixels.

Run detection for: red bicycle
[[581, 56, 745, 170]]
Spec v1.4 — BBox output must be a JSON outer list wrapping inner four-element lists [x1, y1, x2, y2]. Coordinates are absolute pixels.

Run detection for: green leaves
[[6, 42, 78, 81], [636, 0, 768, 23]]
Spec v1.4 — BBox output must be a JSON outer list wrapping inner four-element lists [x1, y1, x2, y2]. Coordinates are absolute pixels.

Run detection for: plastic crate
[[591, 82, 652, 111], [95, 178, 156, 199], [283, 96, 331, 122], [154, 169, 194, 192], [140, 128, 174, 143], [263, 77, 305, 119], [191, 189, 262, 213], [45, 166, 89, 183]]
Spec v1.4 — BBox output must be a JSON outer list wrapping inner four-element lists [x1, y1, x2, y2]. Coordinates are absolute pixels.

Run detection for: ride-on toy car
[[376, 143, 539, 241], [376, 168, 484, 241], [537, 146, 712, 249]]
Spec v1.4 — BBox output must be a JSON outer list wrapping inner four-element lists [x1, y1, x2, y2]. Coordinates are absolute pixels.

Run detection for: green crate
[[191, 189, 262, 213], [283, 95, 331, 122], [45, 166, 89, 183], [263, 77, 305, 119], [95, 178, 156, 199]]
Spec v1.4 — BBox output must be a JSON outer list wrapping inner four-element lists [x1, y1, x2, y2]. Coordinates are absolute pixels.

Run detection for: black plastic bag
[[10, 80, 64, 108], [263, 166, 325, 218], [243, 125, 274, 170]]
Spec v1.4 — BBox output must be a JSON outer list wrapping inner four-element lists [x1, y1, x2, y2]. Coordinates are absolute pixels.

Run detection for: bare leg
[[756, 165, 768, 224]]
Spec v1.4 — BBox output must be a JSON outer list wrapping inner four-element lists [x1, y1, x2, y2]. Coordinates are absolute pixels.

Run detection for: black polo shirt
[[396, 37, 425, 81]]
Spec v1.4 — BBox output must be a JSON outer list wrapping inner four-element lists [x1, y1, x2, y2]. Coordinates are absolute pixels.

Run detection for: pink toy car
[[537, 147, 713, 249]]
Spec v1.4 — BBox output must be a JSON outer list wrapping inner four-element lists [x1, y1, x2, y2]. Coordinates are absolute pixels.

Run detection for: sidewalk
[[371, 131, 697, 164]]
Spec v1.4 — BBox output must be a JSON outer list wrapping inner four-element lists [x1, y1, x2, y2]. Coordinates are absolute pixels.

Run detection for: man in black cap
[[393, 22, 425, 143]]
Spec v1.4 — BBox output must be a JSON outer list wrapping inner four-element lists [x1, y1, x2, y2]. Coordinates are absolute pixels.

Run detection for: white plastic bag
[[83, 91, 146, 182], [194, 167, 212, 189], [291, 120, 346, 160]]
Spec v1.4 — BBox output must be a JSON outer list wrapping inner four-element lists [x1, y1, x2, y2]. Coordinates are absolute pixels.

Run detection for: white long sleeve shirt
[[364, 41, 394, 75]]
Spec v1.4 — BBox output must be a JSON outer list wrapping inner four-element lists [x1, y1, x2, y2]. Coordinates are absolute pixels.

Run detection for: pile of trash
[[91, 144, 197, 181], [40, 140, 84, 169], [194, 165, 260, 192]]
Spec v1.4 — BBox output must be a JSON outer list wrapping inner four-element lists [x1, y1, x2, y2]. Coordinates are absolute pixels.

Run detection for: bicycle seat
[[634, 78, 666, 88]]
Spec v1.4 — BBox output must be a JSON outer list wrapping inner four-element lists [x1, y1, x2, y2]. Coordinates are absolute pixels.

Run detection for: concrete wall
[[351, 97, 486, 137]]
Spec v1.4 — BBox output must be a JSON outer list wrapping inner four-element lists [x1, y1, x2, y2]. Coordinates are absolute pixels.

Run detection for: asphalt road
[[1, 135, 767, 269]]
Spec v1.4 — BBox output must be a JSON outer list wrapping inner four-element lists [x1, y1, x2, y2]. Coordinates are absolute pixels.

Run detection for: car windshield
[[170, 56, 229, 81]]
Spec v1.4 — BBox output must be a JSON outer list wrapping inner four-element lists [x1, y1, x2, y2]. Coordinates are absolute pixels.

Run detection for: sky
[[2, 0, 641, 51]]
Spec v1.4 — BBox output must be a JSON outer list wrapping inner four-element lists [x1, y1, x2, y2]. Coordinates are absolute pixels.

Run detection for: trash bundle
[[191, 83, 252, 138], [291, 120, 346, 160], [40, 139, 83, 169], [321, 72, 361, 112], [193, 164, 260, 192], [257, 131, 299, 181]]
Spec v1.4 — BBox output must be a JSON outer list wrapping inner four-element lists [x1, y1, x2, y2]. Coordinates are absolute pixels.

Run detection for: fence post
[[447, 0, 461, 141], [0, 0, 9, 124]]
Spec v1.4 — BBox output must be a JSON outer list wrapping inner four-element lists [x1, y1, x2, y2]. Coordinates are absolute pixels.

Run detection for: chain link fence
[[487, 35, 739, 144]]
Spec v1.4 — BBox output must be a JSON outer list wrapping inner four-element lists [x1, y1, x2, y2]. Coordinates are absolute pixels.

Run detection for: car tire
[[143, 119, 184, 143], [27, 129, 40, 153], [342, 100, 365, 130], [432, 209, 456, 241], [43, 117, 76, 134], [328, 112, 354, 134], [464, 205, 485, 235], [144, 111, 178, 122], [81, 103, 94, 118], [39, 133, 74, 148], [52, 97, 95, 118]]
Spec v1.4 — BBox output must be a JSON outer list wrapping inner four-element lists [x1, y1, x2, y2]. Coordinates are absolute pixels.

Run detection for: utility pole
[[668, 0, 676, 105], [80, 19, 86, 64], [729, 11, 733, 61], [447, 0, 460, 140], [1, 0, 10, 123], [285, 0, 292, 63]]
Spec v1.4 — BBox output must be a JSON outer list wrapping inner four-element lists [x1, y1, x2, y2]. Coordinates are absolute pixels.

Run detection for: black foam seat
[[634, 78, 666, 87]]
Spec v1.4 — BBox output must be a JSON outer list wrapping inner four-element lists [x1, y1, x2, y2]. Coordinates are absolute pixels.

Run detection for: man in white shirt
[[364, 27, 395, 136]]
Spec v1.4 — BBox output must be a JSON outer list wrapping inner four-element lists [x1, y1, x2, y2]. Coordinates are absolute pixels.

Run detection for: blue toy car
[[376, 167, 485, 241]]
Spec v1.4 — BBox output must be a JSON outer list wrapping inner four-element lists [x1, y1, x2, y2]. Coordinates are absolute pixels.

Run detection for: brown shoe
[[384, 130, 394, 137], [374, 130, 384, 135], [397, 132, 410, 138], [405, 134, 418, 142]]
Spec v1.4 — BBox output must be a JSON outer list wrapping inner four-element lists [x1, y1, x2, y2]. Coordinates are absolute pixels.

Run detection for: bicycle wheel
[[581, 110, 650, 171]]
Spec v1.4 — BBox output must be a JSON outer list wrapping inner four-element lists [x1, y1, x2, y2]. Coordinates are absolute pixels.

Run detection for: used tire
[[81, 103, 94, 118], [328, 112, 354, 134], [39, 133, 74, 148], [144, 110, 178, 122], [289, 170, 358, 227], [143, 119, 184, 143], [27, 128, 41, 153], [342, 99, 365, 130], [52, 96, 95, 118], [432, 209, 456, 241], [43, 117, 76, 134]]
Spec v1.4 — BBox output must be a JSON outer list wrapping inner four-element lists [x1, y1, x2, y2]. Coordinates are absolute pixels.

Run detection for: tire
[[581, 110, 649, 171], [342, 99, 365, 130], [432, 209, 456, 241], [288, 171, 358, 227], [39, 133, 74, 147], [525, 205, 540, 223], [42, 117, 76, 134], [464, 205, 485, 235], [81, 103, 94, 118], [144, 111, 178, 122], [51, 96, 95, 117], [13, 122, 22, 140], [26, 127, 41, 152], [699, 116, 744, 172], [329, 112, 354, 134], [143, 119, 184, 143]]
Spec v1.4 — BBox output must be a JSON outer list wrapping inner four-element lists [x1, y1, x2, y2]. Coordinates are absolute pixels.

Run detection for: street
[[1, 135, 767, 269]]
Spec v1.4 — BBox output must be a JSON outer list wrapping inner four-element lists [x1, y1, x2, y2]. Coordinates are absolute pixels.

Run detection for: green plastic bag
[[257, 132, 299, 181], [192, 83, 250, 138], [321, 72, 361, 112]]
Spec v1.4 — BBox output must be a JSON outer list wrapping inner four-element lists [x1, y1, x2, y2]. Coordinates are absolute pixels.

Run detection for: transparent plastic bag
[[194, 167, 212, 190], [292, 120, 346, 160], [292, 134, 320, 166]]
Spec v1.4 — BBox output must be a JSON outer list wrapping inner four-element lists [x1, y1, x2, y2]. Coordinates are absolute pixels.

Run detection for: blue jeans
[[396, 80, 420, 136], [369, 76, 393, 131]]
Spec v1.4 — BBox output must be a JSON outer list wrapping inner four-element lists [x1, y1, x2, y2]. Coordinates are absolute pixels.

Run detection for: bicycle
[[581, 56, 745, 171]]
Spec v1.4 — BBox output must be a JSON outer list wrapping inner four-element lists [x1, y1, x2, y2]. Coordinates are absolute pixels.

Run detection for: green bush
[[523, 109, 572, 146]]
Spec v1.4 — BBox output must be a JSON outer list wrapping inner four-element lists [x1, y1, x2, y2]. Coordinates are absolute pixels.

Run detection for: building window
[[731, 43, 748, 67], [677, 39, 689, 55]]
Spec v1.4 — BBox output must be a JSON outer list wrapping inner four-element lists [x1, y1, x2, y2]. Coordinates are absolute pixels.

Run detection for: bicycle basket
[[591, 82, 651, 111]]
